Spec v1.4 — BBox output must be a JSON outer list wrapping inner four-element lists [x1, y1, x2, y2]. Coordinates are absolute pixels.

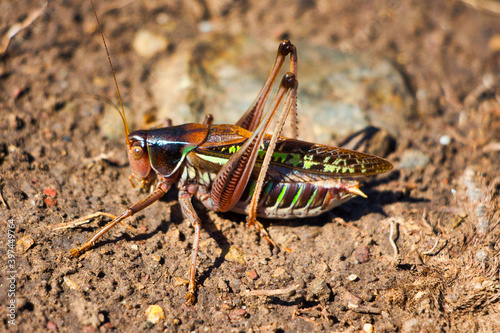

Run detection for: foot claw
[[185, 292, 196, 305], [70, 244, 90, 258], [69, 248, 82, 258], [261, 232, 280, 253]]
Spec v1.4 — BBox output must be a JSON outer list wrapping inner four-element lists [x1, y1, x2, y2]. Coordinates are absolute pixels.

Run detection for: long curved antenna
[[90, 0, 130, 141]]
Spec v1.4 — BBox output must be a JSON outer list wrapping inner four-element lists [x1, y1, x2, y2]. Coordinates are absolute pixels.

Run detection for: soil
[[1, 0, 500, 332]]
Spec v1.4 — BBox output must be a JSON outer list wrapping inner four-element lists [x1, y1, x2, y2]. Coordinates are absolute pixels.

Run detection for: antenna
[[89, 0, 130, 141]]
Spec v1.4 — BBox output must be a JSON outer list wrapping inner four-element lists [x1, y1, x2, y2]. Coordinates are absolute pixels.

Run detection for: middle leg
[[178, 190, 203, 305]]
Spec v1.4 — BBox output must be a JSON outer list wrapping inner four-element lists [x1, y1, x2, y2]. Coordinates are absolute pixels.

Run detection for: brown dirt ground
[[1, 0, 500, 332]]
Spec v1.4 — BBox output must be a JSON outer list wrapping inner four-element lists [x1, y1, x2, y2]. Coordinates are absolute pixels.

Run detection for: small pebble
[[44, 197, 57, 207], [82, 326, 97, 333], [246, 269, 259, 280], [172, 276, 188, 287], [414, 291, 426, 300], [130, 244, 139, 251], [439, 135, 451, 145], [475, 249, 488, 263], [271, 267, 291, 281], [221, 302, 233, 310], [17, 235, 34, 253], [399, 150, 430, 169], [63, 276, 79, 290], [229, 308, 247, 321], [156, 13, 169, 25], [363, 323, 374, 333], [198, 21, 212, 33], [347, 274, 359, 282], [344, 291, 362, 306], [402, 318, 420, 333], [225, 246, 246, 266], [133, 30, 168, 58], [353, 245, 370, 263], [145, 305, 165, 324], [47, 321, 57, 332], [309, 277, 331, 299], [166, 228, 182, 242], [360, 290, 376, 302], [43, 187, 57, 197]]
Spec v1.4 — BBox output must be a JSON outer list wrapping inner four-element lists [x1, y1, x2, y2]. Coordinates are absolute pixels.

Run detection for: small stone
[[130, 244, 139, 251], [344, 291, 362, 307], [229, 308, 247, 321], [156, 13, 169, 25], [44, 197, 57, 207], [353, 245, 370, 263], [47, 321, 57, 332], [17, 235, 34, 253], [166, 228, 182, 243], [247, 269, 259, 280], [402, 318, 420, 333], [198, 21, 213, 33], [82, 326, 97, 333], [43, 187, 57, 198], [439, 135, 451, 145], [363, 323, 374, 333], [309, 277, 331, 299], [64, 276, 79, 290], [347, 274, 359, 282], [172, 276, 188, 287], [152, 35, 414, 142], [133, 30, 168, 58], [475, 249, 488, 263], [221, 302, 233, 310], [316, 261, 331, 274], [399, 150, 430, 169], [71, 299, 100, 327], [271, 267, 291, 281], [360, 290, 376, 302], [145, 305, 165, 324], [225, 246, 246, 266]]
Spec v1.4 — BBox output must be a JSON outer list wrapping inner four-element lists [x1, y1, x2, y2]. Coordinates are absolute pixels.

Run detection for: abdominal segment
[[231, 179, 359, 219]]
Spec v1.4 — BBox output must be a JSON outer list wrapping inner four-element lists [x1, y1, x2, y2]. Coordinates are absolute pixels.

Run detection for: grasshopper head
[[127, 130, 153, 188]]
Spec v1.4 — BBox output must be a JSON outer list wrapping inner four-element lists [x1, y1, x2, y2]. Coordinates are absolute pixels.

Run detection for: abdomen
[[230, 179, 358, 219]]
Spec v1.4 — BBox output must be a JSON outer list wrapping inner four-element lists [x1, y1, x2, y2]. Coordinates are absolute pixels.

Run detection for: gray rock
[[152, 34, 414, 145]]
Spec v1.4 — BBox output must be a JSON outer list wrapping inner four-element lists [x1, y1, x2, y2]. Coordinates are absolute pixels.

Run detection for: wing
[[191, 125, 393, 183]]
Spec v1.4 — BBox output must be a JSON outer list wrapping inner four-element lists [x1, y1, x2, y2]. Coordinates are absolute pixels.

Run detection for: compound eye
[[131, 146, 143, 160]]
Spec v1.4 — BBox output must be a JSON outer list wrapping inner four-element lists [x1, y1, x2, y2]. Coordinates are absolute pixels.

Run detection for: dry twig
[[245, 283, 300, 297], [389, 219, 399, 258], [0, 2, 47, 54], [53, 212, 117, 230], [422, 239, 448, 256], [0, 185, 9, 209]]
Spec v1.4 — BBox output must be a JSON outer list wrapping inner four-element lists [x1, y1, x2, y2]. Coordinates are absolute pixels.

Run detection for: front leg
[[70, 184, 169, 257], [178, 190, 202, 305]]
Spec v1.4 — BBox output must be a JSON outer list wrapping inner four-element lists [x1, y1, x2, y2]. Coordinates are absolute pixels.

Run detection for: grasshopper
[[71, 1, 393, 304]]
